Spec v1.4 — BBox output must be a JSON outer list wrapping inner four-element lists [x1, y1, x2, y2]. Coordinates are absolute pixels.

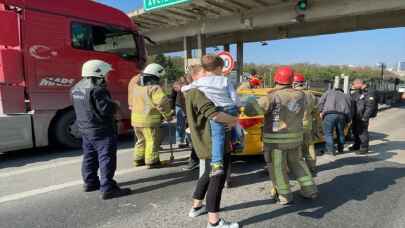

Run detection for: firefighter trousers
[[303, 131, 317, 171], [264, 144, 318, 202], [134, 127, 161, 166]]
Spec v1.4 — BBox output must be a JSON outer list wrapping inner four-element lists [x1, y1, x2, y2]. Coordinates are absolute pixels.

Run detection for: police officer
[[259, 66, 318, 204], [293, 72, 321, 174], [130, 63, 173, 168], [71, 59, 131, 200], [350, 79, 377, 154]]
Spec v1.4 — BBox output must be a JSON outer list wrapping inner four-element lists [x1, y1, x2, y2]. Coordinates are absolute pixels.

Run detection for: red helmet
[[293, 72, 305, 83], [249, 77, 262, 87], [274, 66, 294, 85]]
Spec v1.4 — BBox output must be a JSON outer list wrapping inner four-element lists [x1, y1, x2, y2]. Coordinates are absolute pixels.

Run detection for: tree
[[151, 54, 184, 83]]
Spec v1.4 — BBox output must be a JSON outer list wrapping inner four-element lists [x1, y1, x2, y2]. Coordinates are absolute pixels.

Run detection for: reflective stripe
[[132, 115, 161, 122], [263, 132, 303, 144], [263, 138, 303, 144], [303, 120, 312, 130], [297, 175, 314, 187], [132, 113, 162, 126], [272, 149, 290, 195], [263, 132, 303, 139], [161, 110, 174, 120]]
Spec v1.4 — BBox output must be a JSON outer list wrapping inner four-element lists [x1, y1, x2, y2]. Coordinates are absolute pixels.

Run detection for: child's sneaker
[[232, 141, 244, 154], [210, 163, 224, 176]]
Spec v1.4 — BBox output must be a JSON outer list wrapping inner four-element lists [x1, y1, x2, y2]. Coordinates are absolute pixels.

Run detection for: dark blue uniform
[[71, 78, 118, 193], [351, 88, 377, 151]]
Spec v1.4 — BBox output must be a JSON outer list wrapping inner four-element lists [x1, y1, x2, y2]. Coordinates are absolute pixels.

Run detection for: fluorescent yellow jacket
[[130, 84, 173, 128]]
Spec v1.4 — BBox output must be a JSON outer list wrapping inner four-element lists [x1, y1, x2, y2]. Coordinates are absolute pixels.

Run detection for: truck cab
[[0, 0, 146, 152]]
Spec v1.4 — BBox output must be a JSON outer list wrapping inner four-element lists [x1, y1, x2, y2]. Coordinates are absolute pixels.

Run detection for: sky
[[98, 0, 405, 68]]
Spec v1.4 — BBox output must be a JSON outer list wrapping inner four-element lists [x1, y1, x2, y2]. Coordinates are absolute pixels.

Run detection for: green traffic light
[[297, 0, 308, 10]]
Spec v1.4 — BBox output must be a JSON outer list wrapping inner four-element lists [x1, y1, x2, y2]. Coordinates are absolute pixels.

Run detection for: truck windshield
[[72, 22, 138, 60]]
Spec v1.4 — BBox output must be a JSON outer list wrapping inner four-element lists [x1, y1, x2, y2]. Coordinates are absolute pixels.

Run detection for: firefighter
[[293, 73, 321, 174], [259, 66, 318, 204], [128, 73, 140, 111], [350, 79, 377, 154], [237, 73, 262, 92], [130, 63, 173, 168], [71, 59, 131, 200]]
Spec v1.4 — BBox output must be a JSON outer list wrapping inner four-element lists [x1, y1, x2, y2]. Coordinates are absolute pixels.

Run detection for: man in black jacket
[[350, 79, 377, 154], [71, 59, 131, 200]]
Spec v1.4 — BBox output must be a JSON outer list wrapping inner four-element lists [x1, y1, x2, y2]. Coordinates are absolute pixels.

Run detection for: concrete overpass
[[131, 0, 405, 52], [130, 0, 405, 79]]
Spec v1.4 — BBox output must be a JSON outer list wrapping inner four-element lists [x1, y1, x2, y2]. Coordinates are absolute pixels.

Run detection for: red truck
[[0, 0, 146, 152]]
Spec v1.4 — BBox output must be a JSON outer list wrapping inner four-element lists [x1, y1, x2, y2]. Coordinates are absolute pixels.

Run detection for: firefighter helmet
[[293, 72, 305, 83], [81, 60, 113, 78], [274, 66, 294, 85], [143, 63, 166, 78], [249, 77, 262, 87]]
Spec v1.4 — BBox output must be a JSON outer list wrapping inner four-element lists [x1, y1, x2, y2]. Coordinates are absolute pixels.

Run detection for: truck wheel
[[52, 110, 82, 148]]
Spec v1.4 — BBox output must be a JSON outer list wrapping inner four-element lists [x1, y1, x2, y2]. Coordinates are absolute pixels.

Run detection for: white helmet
[[143, 63, 165, 78], [82, 59, 113, 78]]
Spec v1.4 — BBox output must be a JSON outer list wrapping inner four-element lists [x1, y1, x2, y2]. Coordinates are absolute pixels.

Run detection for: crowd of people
[[70, 54, 378, 227]]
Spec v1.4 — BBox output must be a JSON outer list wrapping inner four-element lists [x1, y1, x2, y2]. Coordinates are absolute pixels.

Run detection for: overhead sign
[[217, 51, 235, 75], [144, 0, 191, 11]]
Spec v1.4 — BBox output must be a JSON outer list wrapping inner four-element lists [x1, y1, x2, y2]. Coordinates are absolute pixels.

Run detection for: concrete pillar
[[334, 76, 340, 89], [236, 41, 244, 85], [224, 43, 230, 52], [183, 36, 192, 70], [343, 75, 350, 94], [196, 33, 206, 58]]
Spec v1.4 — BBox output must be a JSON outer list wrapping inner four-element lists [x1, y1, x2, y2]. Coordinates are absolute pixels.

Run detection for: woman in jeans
[[183, 64, 239, 228]]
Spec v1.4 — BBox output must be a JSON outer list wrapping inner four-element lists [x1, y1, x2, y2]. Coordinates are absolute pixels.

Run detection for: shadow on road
[[120, 168, 198, 194], [228, 156, 268, 188], [0, 135, 135, 169], [226, 166, 405, 226]]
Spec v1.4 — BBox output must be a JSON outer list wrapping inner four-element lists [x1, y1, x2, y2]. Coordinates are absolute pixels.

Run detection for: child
[[183, 55, 241, 174]]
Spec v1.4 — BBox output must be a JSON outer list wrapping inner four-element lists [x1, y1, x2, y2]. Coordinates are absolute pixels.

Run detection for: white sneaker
[[188, 205, 207, 218], [207, 219, 240, 228]]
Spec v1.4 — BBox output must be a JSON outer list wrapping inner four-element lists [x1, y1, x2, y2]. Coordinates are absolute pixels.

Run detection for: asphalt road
[[1, 105, 405, 228]]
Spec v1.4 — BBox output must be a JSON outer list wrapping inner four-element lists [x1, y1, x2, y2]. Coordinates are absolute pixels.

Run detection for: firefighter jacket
[[130, 84, 173, 128], [128, 74, 140, 110], [296, 87, 319, 131], [258, 85, 306, 147], [71, 78, 117, 137]]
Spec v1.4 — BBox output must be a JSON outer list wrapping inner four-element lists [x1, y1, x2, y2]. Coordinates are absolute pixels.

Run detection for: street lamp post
[[377, 62, 386, 80]]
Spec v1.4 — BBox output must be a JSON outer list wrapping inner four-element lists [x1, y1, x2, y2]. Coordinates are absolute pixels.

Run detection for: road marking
[[0, 156, 189, 204], [0, 149, 132, 178]]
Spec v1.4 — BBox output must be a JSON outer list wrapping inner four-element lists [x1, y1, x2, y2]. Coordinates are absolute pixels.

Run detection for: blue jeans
[[210, 105, 239, 166], [322, 113, 346, 153], [176, 106, 186, 144]]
